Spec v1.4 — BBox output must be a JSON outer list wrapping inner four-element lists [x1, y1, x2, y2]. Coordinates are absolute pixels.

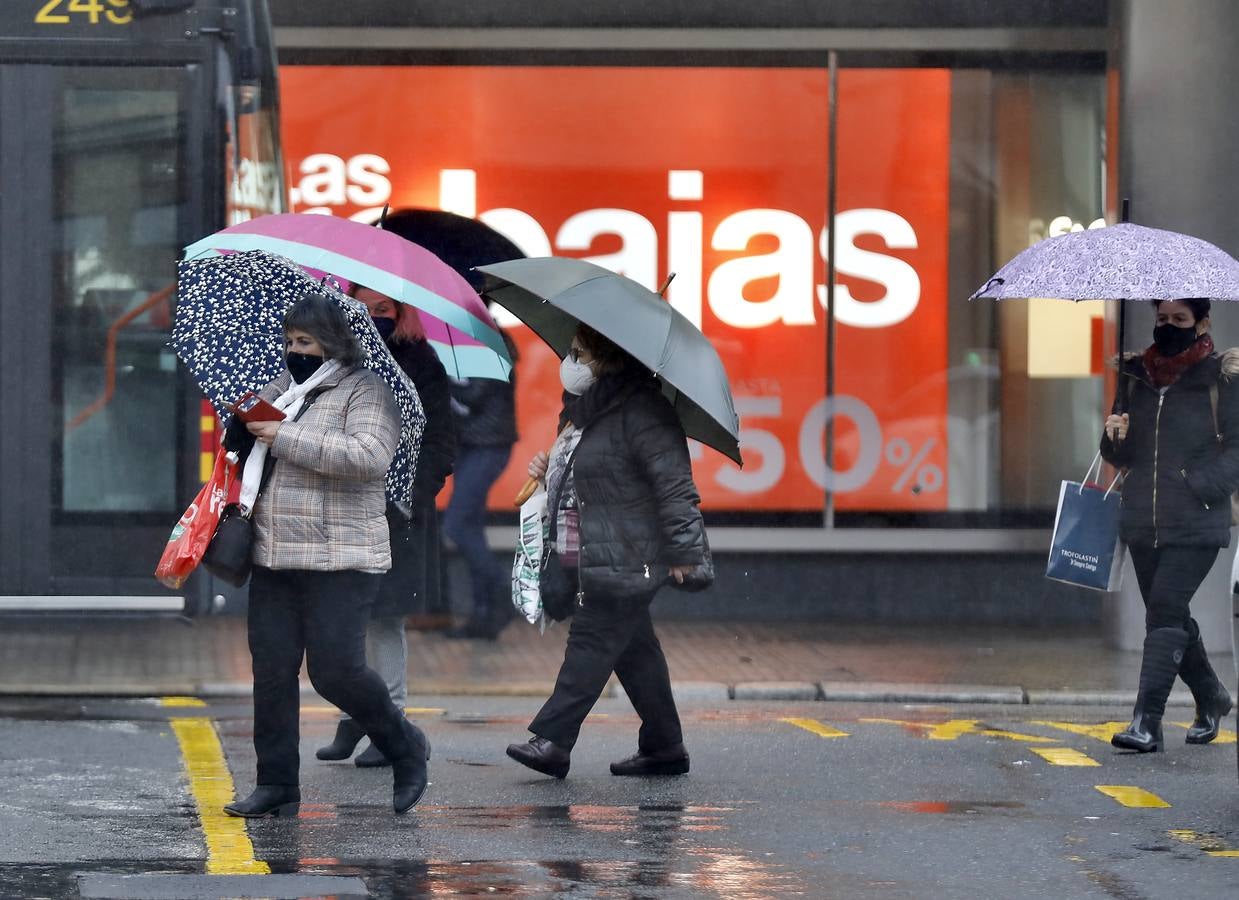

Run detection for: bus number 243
[[36, 0, 132, 25]]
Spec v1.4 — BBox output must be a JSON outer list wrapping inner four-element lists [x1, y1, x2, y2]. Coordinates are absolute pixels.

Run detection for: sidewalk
[[2, 615, 1233, 705]]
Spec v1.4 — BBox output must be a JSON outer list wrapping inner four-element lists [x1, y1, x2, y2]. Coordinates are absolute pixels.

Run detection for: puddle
[[879, 800, 1025, 815]]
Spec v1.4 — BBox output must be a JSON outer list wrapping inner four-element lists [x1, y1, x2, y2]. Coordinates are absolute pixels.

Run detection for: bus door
[[0, 60, 212, 604]]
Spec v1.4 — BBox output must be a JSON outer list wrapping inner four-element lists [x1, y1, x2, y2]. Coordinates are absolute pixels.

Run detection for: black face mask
[[286, 351, 325, 384], [1152, 323, 1200, 357], [371, 316, 397, 341]]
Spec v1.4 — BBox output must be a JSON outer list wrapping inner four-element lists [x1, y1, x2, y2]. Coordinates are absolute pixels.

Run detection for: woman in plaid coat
[[221, 293, 429, 818]]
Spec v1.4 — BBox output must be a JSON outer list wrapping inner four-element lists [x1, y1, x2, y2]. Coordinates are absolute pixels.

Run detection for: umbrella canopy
[[173, 250, 426, 506], [379, 208, 526, 293], [183, 213, 512, 379], [970, 222, 1239, 302], [476, 257, 742, 466]]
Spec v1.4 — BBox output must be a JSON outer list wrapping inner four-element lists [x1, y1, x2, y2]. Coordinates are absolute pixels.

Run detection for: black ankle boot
[[354, 741, 390, 768], [392, 719, 430, 814], [224, 785, 300, 818], [610, 743, 690, 776], [316, 718, 366, 761], [1112, 627, 1190, 753], [1179, 637, 1234, 744], [506, 736, 570, 779]]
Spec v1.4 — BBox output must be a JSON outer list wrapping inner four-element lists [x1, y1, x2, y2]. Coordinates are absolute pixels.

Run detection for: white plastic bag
[[512, 486, 548, 628]]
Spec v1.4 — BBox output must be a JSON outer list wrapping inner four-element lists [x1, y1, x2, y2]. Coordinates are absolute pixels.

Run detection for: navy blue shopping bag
[[1046, 454, 1124, 592]]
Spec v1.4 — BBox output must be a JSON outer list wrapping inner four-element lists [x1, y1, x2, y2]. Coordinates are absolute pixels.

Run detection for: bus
[[0, 0, 282, 613]]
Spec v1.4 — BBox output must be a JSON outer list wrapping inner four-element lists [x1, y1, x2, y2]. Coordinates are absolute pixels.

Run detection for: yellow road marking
[[1032, 721, 1129, 743], [160, 696, 207, 708], [1095, 785, 1170, 808], [781, 717, 849, 738], [861, 718, 1056, 743], [1170, 829, 1239, 857], [1031, 747, 1101, 767], [1167, 723, 1237, 744], [167, 712, 269, 875]]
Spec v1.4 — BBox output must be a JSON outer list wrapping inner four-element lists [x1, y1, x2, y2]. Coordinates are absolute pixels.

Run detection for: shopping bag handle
[[1079, 451, 1123, 498]]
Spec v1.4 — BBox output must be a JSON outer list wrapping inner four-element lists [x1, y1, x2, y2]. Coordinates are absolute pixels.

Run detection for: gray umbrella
[[476, 257, 742, 466]]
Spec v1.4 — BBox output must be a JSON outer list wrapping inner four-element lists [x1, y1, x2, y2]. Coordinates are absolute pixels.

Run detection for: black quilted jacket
[[1100, 350, 1239, 548], [568, 376, 708, 602]]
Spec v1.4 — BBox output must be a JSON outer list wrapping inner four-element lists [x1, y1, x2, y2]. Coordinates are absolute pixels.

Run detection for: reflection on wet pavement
[[0, 804, 805, 899]]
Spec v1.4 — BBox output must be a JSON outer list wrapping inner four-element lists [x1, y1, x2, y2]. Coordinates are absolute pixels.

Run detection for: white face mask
[[560, 355, 597, 396]]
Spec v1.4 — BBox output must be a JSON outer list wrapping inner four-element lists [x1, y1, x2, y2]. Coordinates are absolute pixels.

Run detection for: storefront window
[[278, 63, 1105, 526]]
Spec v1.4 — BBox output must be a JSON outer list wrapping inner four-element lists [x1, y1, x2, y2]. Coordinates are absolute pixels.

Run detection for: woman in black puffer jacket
[[1101, 297, 1238, 753], [506, 325, 709, 779]]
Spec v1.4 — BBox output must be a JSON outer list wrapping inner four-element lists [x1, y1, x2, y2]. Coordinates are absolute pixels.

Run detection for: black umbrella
[[477, 257, 742, 466], [173, 249, 426, 505], [376, 208, 526, 291]]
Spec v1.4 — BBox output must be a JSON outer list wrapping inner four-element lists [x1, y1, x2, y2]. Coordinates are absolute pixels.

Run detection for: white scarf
[[238, 359, 341, 513]]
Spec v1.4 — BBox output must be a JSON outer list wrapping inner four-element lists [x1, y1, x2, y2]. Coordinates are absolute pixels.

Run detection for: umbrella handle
[[513, 476, 539, 507], [512, 422, 575, 507]]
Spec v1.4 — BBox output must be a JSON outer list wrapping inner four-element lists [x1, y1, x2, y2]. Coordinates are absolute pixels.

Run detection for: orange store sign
[[280, 66, 951, 511]]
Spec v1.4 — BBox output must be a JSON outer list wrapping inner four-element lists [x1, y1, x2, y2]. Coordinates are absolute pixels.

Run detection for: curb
[[0, 680, 1205, 706]]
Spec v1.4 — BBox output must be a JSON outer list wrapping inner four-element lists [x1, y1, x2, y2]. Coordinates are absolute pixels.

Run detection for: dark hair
[[576, 323, 640, 376], [1154, 297, 1211, 322], [283, 293, 363, 366]]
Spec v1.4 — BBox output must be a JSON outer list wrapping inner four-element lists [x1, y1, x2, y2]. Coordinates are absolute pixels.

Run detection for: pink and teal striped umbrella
[[184, 213, 512, 380]]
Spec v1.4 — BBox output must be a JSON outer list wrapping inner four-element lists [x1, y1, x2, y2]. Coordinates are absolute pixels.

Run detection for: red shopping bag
[[154, 449, 237, 589]]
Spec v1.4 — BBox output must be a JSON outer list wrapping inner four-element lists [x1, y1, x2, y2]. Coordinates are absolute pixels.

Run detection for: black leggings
[[1127, 544, 1219, 634]]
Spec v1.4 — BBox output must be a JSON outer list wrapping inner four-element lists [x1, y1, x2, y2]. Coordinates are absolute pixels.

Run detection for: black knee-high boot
[[1112, 627, 1190, 753], [1178, 630, 1233, 744]]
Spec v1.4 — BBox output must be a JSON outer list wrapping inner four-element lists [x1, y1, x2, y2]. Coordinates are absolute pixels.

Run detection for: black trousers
[[530, 591, 682, 752], [248, 566, 412, 786], [1128, 544, 1219, 634]]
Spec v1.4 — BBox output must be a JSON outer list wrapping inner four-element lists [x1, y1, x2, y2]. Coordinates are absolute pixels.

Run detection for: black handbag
[[539, 551, 578, 622], [201, 505, 254, 587]]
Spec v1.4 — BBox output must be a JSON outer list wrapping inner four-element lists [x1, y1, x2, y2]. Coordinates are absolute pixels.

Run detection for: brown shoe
[[610, 744, 690, 776]]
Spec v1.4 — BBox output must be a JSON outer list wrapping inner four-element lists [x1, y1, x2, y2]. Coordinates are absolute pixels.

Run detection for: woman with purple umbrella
[[1101, 297, 1237, 753], [315, 282, 457, 768]]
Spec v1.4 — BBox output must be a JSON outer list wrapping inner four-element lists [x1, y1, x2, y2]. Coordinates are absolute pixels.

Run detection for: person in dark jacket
[[506, 324, 709, 779], [1100, 297, 1238, 753], [442, 321, 519, 640], [316, 284, 457, 768]]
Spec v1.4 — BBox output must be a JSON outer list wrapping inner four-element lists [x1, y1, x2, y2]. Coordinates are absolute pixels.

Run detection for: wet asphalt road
[[0, 695, 1237, 898]]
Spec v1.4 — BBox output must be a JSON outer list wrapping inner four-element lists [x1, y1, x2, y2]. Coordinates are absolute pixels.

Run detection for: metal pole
[[824, 51, 839, 528], [1116, 197, 1130, 410]]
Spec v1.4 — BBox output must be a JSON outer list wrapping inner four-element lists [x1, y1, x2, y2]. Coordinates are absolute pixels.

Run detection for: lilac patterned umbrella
[[970, 223, 1239, 302]]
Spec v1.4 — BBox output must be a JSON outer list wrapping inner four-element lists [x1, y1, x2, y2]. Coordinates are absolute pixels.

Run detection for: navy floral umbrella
[[173, 249, 425, 505]]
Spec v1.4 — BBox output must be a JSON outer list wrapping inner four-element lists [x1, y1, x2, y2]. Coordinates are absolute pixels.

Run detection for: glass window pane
[[53, 72, 184, 513]]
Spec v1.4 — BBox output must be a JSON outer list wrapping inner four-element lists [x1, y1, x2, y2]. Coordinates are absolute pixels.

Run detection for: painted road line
[[1030, 746, 1101, 767], [161, 696, 208, 708], [1166, 722, 1237, 744], [1094, 785, 1170, 809], [162, 699, 268, 876], [1033, 721, 1137, 743], [781, 717, 849, 739], [1169, 829, 1239, 858], [861, 718, 1056, 743]]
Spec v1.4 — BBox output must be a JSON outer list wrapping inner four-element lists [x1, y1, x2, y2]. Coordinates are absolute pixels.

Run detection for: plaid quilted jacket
[[251, 366, 400, 572]]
